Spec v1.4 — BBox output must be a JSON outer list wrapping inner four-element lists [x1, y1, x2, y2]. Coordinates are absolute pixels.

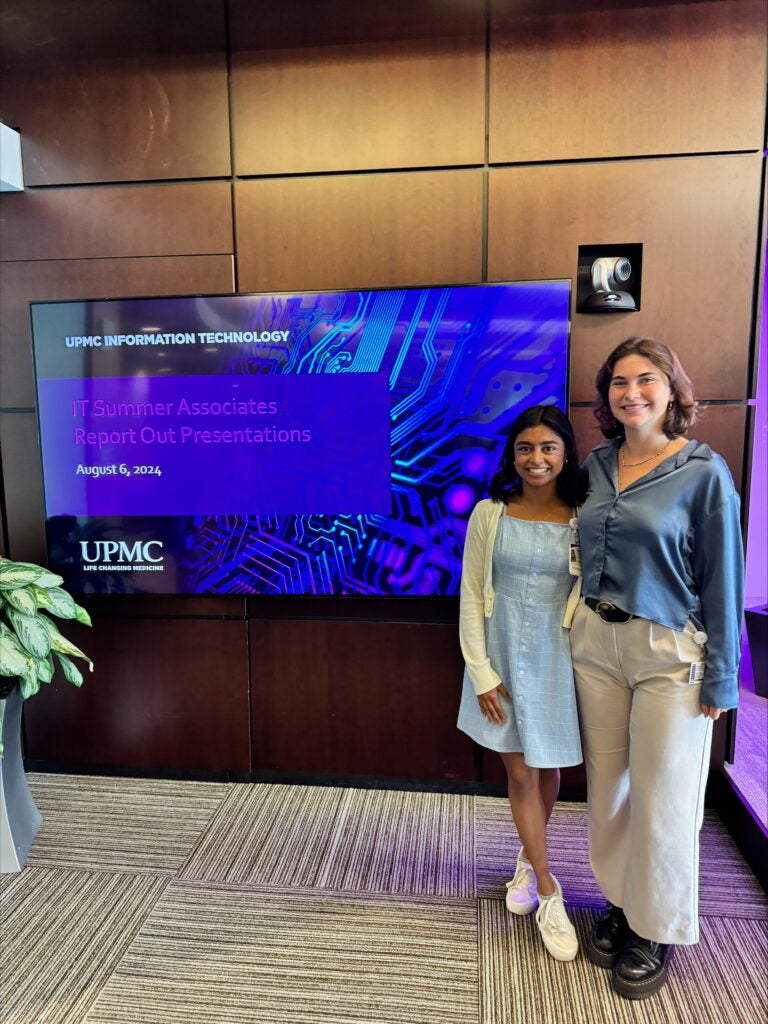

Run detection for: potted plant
[[0, 556, 93, 872]]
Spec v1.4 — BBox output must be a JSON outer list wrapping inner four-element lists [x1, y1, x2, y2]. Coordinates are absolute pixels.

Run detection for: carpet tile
[[81, 881, 479, 1024], [26, 773, 229, 875], [0, 866, 167, 1024], [179, 782, 348, 886], [697, 815, 767, 918], [313, 788, 475, 897], [181, 784, 475, 897], [478, 901, 768, 1024]]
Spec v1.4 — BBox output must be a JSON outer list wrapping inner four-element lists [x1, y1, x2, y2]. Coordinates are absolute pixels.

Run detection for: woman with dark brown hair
[[571, 337, 744, 999], [458, 404, 588, 961]]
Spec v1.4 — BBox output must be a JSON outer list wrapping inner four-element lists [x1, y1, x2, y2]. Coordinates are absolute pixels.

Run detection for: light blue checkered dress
[[457, 516, 582, 767]]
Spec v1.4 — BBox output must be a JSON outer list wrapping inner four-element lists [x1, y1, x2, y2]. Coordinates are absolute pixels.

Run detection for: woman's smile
[[513, 425, 566, 487], [608, 354, 673, 432]]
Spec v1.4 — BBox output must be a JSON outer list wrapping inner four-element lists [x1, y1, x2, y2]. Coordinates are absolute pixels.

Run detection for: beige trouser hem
[[571, 600, 713, 946]]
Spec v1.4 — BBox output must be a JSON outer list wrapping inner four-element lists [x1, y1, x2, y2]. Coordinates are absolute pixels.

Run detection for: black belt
[[585, 598, 636, 623]]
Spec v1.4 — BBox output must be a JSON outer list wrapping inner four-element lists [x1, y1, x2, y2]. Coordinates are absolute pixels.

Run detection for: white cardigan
[[458, 498, 581, 696]]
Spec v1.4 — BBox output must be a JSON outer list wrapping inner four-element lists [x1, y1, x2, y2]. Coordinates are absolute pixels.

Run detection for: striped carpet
[[0, 774, 765, 1024], [180, 785, 476, 896]]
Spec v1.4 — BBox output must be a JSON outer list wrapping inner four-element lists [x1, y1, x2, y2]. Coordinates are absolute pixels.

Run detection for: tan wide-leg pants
[[571, 600, 713, 945]]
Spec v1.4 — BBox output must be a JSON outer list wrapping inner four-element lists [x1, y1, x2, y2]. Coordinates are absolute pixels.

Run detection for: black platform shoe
[[586, 902, 630, 969], [612, 935, 673, 999]]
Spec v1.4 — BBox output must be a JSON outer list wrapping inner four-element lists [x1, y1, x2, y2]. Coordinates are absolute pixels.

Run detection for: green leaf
[[50, 633, 94, 670], [34, 572, 65, 588], [6, 561, 63, 589], [0, 631, 34, 678], [41, 616, 93, 670], [0, 561, 44, 590], [41, 612, 60, 634], [19, 668, 40, 699], [74, 603, 92, 627], [5, 607, 52, 660], [32, 586, 77, 620], [32, 586, 81, 619], [55, 652, 84, 686], [4, 587, 38, 616], [30, 586, 51, 609], [36, 654, 55, 684], [37, 573, 64, 588]]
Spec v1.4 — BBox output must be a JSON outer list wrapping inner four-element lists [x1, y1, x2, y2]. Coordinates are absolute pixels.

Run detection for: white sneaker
[[535, 878, 579, 961], [505, 850, 538, 916]]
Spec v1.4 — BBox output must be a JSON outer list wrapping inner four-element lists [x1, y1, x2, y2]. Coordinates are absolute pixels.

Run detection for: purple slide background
[[37, 374, 392, 516]]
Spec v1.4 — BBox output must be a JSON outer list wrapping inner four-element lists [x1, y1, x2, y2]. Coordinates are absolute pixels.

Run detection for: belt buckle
[[596, 601, 632, 624]]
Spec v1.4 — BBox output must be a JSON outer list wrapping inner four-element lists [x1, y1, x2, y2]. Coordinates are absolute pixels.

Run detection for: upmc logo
[[79, 540, 164, 568]]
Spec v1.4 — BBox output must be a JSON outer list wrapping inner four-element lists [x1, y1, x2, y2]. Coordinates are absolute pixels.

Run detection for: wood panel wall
[[1, 0, 765, 783]]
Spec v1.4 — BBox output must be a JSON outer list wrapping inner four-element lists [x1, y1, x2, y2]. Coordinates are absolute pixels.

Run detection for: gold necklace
[[620, 438, 672, 468]]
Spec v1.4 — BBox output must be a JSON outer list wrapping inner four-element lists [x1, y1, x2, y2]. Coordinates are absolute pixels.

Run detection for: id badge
[[568, 517, 582, 576], [688, 662, 705, 684]]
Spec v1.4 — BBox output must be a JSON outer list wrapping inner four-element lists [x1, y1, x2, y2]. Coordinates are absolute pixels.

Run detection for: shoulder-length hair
[[594, 336, 699, 438], [489, 404, 588, 505]]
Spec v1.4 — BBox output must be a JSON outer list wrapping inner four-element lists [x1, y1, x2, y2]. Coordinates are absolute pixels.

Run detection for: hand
[[700, 704, 726, 721], [478, 684, 510, 725]]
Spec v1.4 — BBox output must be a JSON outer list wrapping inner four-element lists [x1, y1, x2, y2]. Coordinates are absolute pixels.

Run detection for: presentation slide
[[31, 282, 570, 596], [37, 373, 391, 517]]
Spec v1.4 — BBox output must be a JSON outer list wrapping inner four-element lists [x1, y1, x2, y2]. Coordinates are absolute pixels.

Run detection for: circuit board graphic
[[176, 283, 569, 595]]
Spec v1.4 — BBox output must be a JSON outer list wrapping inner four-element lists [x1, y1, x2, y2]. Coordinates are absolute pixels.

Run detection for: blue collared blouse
[[578, 438, 745, 709]]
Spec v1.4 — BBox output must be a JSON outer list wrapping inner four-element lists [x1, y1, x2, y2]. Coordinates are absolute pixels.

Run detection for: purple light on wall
[[745, 241, 767, 607]]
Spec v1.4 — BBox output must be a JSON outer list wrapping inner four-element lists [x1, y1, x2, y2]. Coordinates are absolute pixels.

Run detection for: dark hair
[[594, 336, 699, 439], [489, 404, 588, 505]]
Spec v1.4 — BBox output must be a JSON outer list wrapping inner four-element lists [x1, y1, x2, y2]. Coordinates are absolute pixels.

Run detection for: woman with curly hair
[[571, 337, 744, 999]]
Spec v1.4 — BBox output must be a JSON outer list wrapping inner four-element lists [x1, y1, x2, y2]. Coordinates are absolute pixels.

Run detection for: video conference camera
[[582, 256, 637, 312]]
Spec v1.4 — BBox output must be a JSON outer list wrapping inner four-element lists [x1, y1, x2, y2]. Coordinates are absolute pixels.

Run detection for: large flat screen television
[[30, 281, 570, 596]]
